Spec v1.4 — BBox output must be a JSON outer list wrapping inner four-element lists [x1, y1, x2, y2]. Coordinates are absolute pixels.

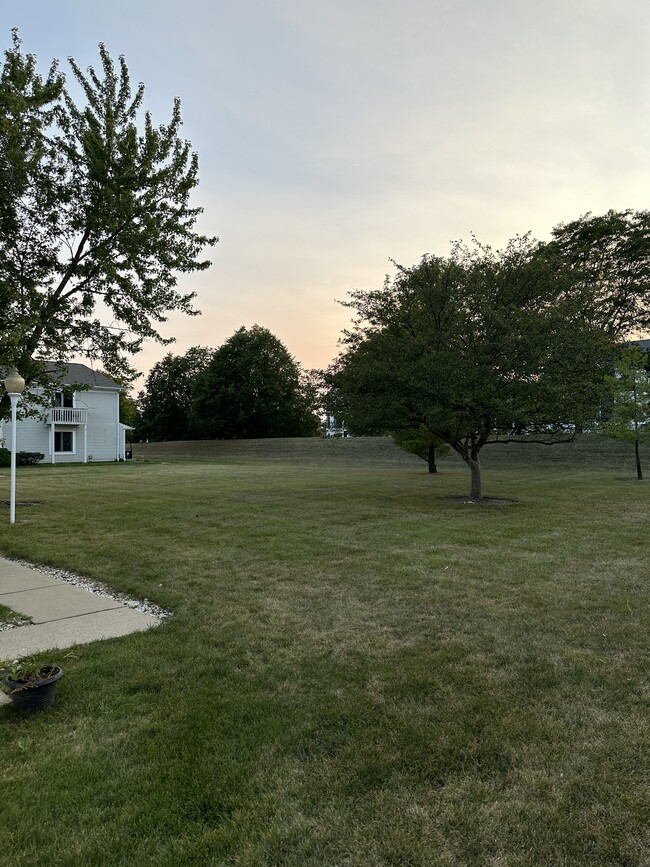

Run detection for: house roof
[[631, 338, 650, 352], [44, 362, 122, 390]]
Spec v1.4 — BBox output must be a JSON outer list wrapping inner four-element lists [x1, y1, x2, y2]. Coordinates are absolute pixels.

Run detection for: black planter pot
[[4, 666, 63, 711]]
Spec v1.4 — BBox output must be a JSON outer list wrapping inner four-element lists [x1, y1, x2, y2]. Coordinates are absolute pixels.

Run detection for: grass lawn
[[0, 437, 649, 866]]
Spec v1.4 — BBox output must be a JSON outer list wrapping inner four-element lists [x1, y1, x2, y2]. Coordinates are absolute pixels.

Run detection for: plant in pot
[[1, 657, 63, 711]]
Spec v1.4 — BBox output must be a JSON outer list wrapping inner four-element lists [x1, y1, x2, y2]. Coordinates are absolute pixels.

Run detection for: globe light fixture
[[3, 367, 25, 524], [4, 368, 25, 395]]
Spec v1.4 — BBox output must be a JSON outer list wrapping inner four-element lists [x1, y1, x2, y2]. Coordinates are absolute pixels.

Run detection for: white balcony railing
[[48, 408, 88, 425]]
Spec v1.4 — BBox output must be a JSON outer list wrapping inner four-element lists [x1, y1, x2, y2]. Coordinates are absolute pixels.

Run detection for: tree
[[324, 384, 448, 472], [391, 429, 449, 474], [546, 209, 650, 337], [0, 31, 216, 418], [599, 345, 650, 480], [137, 346, 213, 441], [190, 325, 320, 439], [119, 391, 138, 437], [332, 236, 616, 499]]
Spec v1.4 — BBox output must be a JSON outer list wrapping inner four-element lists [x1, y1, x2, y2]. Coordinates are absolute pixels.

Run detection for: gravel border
[[0, 613, 33, 633], [6, 558, 172, 624]]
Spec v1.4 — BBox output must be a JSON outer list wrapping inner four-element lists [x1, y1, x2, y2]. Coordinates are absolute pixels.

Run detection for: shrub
[[17, 451, 44, 465], [0, 447, 9, 467]]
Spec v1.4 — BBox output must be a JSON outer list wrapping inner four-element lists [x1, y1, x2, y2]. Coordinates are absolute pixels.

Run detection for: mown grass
[[0, 437, 648, 866]]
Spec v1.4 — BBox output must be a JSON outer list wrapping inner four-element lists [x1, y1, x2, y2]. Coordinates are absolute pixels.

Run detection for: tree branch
[[483, 434, 575, 447]]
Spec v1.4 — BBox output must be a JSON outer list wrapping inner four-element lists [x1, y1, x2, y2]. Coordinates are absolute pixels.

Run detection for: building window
[[54, 389, 74, 408], [54, 431, 74, 453]]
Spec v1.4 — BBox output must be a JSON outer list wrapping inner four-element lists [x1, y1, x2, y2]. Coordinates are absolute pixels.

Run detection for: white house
[[324, 414, 350, 438], [0, 363, 132, 464]]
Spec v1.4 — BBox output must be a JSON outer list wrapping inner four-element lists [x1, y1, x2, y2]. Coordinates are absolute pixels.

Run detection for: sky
[[3, 0, 650, 386]]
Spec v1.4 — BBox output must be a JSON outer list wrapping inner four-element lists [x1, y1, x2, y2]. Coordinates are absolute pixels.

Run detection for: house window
[[54, 431, 74, 453], [54, 389, 74, 408]]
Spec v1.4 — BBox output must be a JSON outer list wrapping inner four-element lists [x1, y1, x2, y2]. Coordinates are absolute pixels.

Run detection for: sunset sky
[[4, 0, 649, 385]]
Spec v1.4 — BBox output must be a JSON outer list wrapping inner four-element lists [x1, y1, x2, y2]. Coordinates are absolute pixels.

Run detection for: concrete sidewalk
[[0, 557, 163, 705]]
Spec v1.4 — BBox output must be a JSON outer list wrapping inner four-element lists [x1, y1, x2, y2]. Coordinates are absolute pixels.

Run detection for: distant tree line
[[133, 209, 650, 489], [136, 326, 321, 441]]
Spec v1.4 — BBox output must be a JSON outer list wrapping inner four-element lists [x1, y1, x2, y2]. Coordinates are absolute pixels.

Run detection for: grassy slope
[[0, 436, 648, 866], [134, 433, 638, 471]]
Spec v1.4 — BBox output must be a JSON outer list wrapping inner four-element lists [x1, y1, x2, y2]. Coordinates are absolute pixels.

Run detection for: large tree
[[137, 346, 213, 441], [0, 31, 216, 417], [190, 325, 320, 439], [332, 236, 616, 499]]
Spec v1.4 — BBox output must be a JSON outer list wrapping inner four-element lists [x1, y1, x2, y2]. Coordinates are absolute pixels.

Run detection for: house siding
[[2, 382, 123, 464], [78, 390, 120, 461], [3, 415, 50, 456]]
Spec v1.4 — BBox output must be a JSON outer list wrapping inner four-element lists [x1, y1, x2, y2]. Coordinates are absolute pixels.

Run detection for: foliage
[[119, 391, 138, 434], [391, 428, 450, 473], [0, 30, 216, 419], [17, 451, 44, 465], [546, 209, 650, 337], [0, 658, 54, 693], [190, 325, 321, 439], [599, 345, 650, 480], [332, 235, 616, 498], [136, 346, 213, 441], [0, 446, 9, 466]]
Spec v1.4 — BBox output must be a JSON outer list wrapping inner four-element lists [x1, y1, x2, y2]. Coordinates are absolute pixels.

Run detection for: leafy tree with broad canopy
[[137, 346, 213, 441], [599, 345, 650, 480], [331, 235, 616, 499], [190, 326, 320, 439], [0, 30, 216, 417]]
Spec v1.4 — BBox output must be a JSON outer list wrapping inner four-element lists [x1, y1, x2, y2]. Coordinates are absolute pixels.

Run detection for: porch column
[[83, 423, 88, 463], [50, 423, 56, 464]]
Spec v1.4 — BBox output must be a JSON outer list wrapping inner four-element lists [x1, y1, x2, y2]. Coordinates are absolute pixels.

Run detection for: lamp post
[[3, 368, 25, 524]]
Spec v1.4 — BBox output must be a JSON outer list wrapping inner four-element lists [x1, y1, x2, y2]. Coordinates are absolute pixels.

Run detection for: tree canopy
[[137, 346, 213, 441], [190, 326, 320, 439], [546, 209, 650, 337], [331, 235, 617, 498], [0, 30, 216, 417]]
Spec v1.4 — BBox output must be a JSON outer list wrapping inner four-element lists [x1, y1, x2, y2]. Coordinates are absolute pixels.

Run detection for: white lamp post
[[3, 367, 25, 524]]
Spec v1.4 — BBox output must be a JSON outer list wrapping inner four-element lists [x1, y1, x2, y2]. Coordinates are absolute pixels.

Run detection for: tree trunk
[[635, 439, 643, 480], [427, 444, 438, 474], [466, 455, 482, 499]]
